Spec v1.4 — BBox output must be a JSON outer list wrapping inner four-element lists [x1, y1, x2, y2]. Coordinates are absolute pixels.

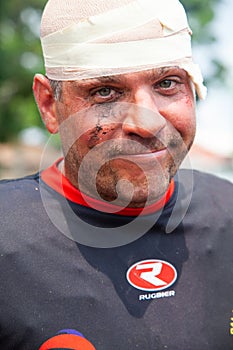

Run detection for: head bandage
[[41, 0, 207, 99]]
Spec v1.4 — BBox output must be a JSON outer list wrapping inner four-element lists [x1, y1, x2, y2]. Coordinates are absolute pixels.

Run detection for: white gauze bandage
[[41, 0, 207, 99]]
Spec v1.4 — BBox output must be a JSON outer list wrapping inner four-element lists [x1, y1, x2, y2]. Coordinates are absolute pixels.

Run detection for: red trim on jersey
[[41, 159, 175, 217]]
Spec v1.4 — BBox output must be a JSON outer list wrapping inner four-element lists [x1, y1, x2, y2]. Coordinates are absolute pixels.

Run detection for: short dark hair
[[48, 78, 62, 100]]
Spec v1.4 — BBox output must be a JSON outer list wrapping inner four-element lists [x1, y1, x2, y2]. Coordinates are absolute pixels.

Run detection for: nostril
[[128, 132, 139, 138]]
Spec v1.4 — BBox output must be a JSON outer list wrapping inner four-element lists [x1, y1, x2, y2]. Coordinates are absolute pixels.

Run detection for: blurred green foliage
[[0, 0, 47, 141], [183, 0, 217, 39], [0, 0, 223, 141]]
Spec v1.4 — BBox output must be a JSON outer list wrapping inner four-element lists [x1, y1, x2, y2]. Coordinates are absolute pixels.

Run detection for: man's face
[[53, 67, 196, 208]]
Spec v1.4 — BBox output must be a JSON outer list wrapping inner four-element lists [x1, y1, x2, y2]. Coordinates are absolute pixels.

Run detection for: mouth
[[112, 148, 167, 161]]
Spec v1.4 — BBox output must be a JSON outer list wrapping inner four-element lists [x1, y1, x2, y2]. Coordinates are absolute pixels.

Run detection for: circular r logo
[[126, 259, 177, 291]]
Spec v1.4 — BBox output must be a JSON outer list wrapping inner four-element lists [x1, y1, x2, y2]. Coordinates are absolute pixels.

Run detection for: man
[[0, 0, 232, 349]]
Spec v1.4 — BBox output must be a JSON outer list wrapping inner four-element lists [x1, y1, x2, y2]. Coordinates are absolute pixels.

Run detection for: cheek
[[181, 98, 196, 139], [161, 96, 196, 139], [56, 89, 91, 126], [87, 125, 116, 149], [70, 123, 118, 162]]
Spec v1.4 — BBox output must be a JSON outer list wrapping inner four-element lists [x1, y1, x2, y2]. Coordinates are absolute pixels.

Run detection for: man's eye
[[90, 86, 122, 103], [159, 80, 173, 89], [96, 87, 112, 97]]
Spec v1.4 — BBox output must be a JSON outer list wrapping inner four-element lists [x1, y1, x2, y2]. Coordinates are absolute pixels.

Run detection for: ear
[[33, 74, 59, 134]]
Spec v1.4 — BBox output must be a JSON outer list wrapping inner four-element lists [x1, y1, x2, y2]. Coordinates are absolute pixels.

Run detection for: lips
[[108, 139, 167, 155], [108, 149, 168, 171], [133, 148, 167, 156]]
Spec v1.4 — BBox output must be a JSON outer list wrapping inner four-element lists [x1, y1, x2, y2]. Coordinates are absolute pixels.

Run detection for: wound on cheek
[[87, 124, 113, 148]]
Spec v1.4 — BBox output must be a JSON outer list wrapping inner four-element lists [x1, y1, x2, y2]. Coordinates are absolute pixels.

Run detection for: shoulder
[[193, 169, 232, 199], [0, 173, 40, 189], [178, 169, 233, 222], [0, 173, 41, 209], [179, 168, 233, 198], [0, 173, 51, 252]]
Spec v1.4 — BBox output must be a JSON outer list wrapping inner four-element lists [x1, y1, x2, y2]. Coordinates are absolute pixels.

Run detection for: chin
[[115, 174, 171, 208]]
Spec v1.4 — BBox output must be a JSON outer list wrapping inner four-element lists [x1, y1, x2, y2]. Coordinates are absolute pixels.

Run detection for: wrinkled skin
[[33, 67, 196, 208]]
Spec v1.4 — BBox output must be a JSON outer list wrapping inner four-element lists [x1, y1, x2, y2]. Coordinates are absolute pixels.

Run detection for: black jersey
[[0, 165, 233, 349]]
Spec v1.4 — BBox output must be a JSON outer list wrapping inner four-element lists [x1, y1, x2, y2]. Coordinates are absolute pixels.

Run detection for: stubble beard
[[64, 146, 184, 209], [63, 124, 193, 208]]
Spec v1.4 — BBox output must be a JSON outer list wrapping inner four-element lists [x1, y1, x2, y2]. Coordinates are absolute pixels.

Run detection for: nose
[[122, 87, 166, 138]]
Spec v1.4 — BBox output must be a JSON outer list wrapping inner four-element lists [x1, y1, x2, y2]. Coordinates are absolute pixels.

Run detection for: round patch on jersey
[[39, 329, 96, 350], [126, 259, 177, 291]]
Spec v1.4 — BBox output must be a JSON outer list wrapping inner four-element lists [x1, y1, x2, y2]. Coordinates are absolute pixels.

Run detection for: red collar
[[41, 159, 175, 217]]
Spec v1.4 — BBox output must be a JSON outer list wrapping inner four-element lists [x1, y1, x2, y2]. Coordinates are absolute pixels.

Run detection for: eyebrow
[[75, 75, 124, 87], [147, 66, 184, 79], [73, 66, 184, 88]]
